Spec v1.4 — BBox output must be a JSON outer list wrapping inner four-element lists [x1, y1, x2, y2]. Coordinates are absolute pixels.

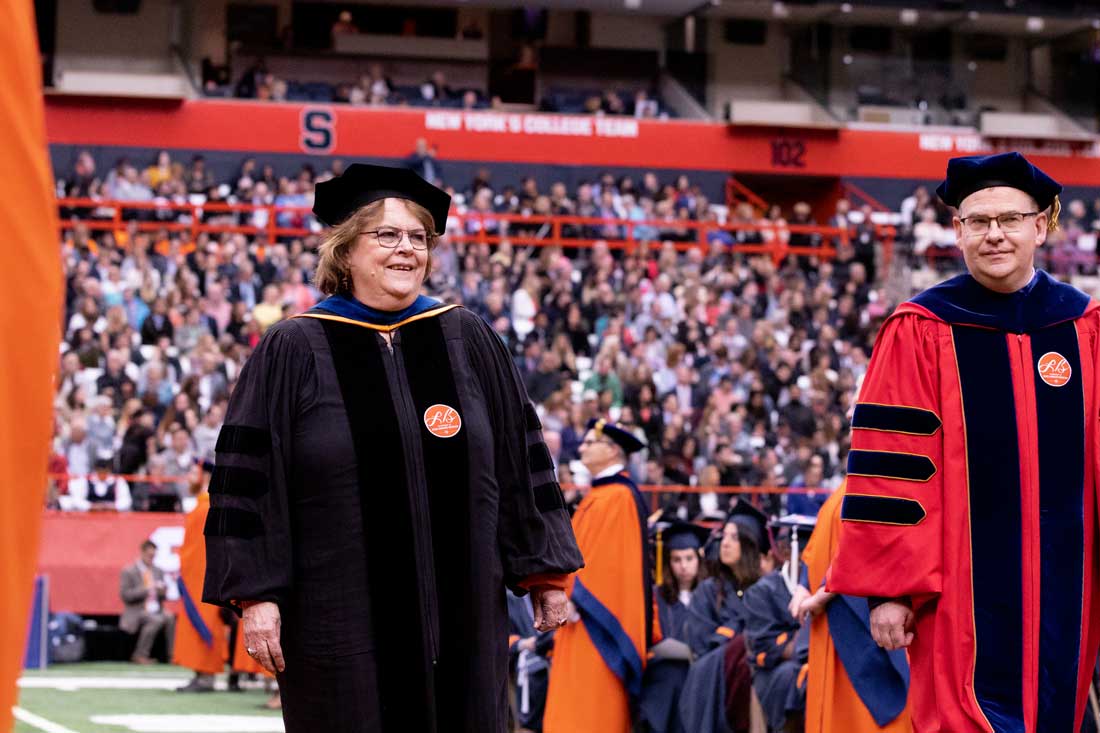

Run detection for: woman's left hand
[[531, 588, 569, 632]]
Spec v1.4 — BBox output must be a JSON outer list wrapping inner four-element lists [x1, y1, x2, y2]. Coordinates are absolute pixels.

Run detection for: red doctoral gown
[[830, 271, 1100, 733]]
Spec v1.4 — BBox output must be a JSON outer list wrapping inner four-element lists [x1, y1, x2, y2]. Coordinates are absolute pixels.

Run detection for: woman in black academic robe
[[679, 503, 770, 733], [202, 164, 583, 733], [640, 521, 709, 733]]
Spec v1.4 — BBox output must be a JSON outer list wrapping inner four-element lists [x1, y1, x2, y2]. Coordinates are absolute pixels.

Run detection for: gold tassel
[[1048, 195, 1061, 232], [655, 529, 663, 586]]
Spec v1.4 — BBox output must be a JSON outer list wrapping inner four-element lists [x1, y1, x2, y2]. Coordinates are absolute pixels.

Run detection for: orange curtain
[[0, 2, 63, 730]]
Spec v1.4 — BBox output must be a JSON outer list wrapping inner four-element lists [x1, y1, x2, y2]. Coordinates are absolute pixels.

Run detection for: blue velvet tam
[[313, 163, 451, 232], [935, 152, 1061, 211], [586, 417, 647, 455]]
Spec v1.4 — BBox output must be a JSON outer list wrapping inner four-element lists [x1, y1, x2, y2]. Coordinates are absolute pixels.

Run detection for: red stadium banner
[[37, 512, 185, 616], [44, 97, 1100, 185]]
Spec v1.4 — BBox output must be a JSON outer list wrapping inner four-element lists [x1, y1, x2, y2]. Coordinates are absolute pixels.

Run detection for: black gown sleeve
[[461, 311, 584, 592], [741, 573, 802, 671], [202, 319, 315, 611]]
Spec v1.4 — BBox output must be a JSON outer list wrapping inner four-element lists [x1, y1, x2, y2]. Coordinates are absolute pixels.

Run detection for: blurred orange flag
[[0, 1, 62, 730]]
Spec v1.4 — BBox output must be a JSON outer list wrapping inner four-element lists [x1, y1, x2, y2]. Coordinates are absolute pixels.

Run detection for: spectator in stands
[[406, 138, 443, 185], [65, 150, 100, 198], [119, 540, 174, 664], [422, 70, 456, 103], [633, 90, 659, 119], [80, 452, 132, 511], [158, 424, 195, 506], [140, 297, 174, 344], [330, 10, 359, 43]]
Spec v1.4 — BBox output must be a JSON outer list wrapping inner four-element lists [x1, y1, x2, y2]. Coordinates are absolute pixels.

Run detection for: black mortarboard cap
[[772, 513, 818, 545], [586, 417, 646, 455], [727, 499, 771, 555], [935, 152, 1061, 211], [656, 520, 711, 552], [313, 163, 452, 233]]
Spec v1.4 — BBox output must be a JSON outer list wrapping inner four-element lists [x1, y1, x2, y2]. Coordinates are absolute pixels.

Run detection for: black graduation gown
[[202, 304, 583, 733], [679, 577, 751, 733], [683, 576, 747, 657], [741, 572, 809, 731], [639, 592, 694, 733]]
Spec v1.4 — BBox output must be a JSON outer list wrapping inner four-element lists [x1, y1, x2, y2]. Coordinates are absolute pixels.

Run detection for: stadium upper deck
[[38, 0, 1100, 213]]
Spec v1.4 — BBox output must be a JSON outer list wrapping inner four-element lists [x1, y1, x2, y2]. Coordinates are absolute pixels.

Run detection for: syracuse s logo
[[1037, 351, 1071, 387], [423, 404, 462, 438], [300, 107, 336, 154]]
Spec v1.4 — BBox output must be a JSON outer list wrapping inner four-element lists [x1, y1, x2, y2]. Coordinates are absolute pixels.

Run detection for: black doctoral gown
[[202, 301, 583, 733]]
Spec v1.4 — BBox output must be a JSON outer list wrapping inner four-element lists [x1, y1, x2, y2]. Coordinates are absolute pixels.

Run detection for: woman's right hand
[[242, 601, 286, 674]]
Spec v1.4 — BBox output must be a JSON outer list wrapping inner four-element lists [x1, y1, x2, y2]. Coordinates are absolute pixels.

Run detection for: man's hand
[[787, 585, 811, 620], [242, 601, 286, 675], [796, 588, 834, 620], [531, 588, 569, 632], [870, 601, 914, 650]]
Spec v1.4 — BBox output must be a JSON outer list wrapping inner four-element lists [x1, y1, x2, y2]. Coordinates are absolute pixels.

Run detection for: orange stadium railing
[[49, 471, 826, 515], [57, 198, 896, 268]]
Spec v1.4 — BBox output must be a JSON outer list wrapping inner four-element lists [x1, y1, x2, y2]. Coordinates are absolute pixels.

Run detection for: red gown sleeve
[[828, 313, 944, 605]]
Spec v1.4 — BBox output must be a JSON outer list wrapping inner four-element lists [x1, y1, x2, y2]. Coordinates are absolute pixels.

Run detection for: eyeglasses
[[580, 437, 612, 447], [958, 211, 1040, 236], [362, 227, 432, 250]]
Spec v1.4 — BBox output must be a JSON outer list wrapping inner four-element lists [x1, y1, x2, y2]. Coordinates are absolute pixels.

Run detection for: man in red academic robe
[[544, 418, 651, 733], [830, 151, 1100, 733]]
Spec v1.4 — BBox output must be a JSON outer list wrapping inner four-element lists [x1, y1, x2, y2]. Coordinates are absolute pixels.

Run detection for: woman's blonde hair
[[313, 198, 438, 296]]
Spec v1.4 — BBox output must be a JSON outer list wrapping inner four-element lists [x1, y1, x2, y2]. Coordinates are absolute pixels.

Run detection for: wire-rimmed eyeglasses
[[958, 211, 1040, 236], [362, 227, 432, 250]]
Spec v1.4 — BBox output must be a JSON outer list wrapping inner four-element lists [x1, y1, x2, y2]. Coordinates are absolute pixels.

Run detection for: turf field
[[14, 662, 282, 733]]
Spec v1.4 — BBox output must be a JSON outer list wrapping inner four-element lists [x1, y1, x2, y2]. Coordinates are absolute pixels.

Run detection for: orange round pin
[[423, 403, 462, 438], [1037, 351, 1071, 387]]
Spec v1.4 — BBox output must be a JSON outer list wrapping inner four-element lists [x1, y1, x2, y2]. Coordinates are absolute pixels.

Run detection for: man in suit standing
[[119, 540, 174, 664]]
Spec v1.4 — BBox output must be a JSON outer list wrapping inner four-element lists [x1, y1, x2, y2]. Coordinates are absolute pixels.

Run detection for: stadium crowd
[[51, 148, 888, 520]]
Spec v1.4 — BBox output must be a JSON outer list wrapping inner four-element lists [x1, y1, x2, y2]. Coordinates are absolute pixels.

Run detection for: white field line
[[89, 715, 283, 732], [12, 706, 82, 733], [19, 677, 189, 691], [17, 677, 265, 692]]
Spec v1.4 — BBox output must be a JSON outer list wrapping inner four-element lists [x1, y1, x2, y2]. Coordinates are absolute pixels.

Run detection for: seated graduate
[[639, 519, 710, 733], [655, 518, 710, 641], [679, 501, 770, 733], [683, 501, 769, 655], [507, 588, 555, 733], [741, 516, 815, 733]]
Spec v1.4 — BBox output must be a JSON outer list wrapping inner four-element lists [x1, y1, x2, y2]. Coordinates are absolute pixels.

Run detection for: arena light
[[624, 0, 641, 8], [1025, 16, 1044, 32], [899, 8, 919, 25], [967, 10, 980, 21], [772, 1, 790, 18], [1092, 18, 1100, 30], [840, 3, 852, 12]]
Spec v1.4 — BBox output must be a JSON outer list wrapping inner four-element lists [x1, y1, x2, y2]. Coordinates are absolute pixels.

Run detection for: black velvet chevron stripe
[[209, 465, 268, 499], [533, 482, 565, 513], [204, 507, 264, 539], [847, 450, 936, 482], [841, 495, 926, 525], [523, 403, 542, 433], [215, 425, 270, 457], [852, 404, 942, 436], [528, 442, 555, 474]]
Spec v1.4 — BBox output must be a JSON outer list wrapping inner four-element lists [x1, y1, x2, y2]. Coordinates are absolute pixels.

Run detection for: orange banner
[[2, 2, 63, 728], [44, 97, 1100, 185]]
